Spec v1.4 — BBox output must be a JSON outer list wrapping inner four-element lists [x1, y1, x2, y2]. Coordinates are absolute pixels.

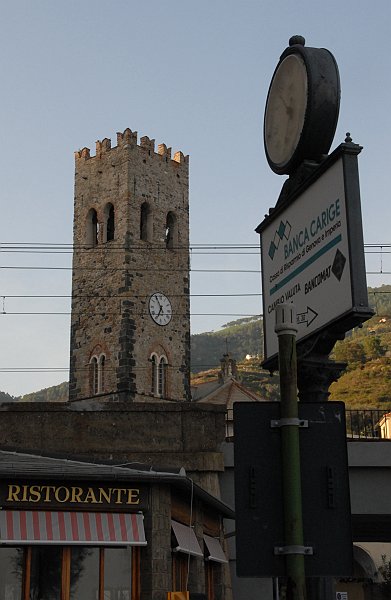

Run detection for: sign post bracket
[[271, 418, 308, 428]]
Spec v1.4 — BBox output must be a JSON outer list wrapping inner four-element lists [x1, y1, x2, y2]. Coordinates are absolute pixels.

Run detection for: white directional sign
[[261, 155, 356, 362]]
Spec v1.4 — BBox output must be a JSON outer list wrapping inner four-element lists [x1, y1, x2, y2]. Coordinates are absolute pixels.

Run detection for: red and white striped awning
[[0, 510, 147, 546]]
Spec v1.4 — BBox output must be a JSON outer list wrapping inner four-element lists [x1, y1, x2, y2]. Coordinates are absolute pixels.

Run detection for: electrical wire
[[0, 362, 260, 374], [2, 289, 391, 301], [1, 242, 391, 249], [2, 285, 391, 305], [1, 266, 261, 273], [0, 312, 261, 317]]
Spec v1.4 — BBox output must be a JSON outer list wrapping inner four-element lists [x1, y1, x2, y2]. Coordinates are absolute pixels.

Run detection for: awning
[[171, 520, 203, 557], [0, 510, 147, 546], [204, 534, 228, 563]]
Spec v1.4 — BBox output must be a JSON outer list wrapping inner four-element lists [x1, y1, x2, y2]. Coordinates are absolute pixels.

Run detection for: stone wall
[[143, 484, 172, 600], [0, 402, 225, 492]]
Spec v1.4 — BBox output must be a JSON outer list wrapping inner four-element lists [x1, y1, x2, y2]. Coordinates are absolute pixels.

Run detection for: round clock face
[[149, 293, 172, 326], [264, 53, 308, 172]]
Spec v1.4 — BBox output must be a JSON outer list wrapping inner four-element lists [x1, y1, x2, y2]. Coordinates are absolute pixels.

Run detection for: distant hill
[[0, 391, 17, 403], [329, 285, 391, 408], [3, 285, 391, 408], [11, 382, 69, 403], [190, 316, 263, 372]]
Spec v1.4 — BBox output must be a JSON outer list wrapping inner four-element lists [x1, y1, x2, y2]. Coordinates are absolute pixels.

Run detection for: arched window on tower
[[99, 354, 105, 392], [158, 356, 168, 397], [165, 212, 177, 250], [86, 208, 98, 248], [104, 203, 115, 242], [140, 202, 152, 241], [89, 353, 105, 395], [151, 354, 158, 394], [150, 353, 168, 397], [90, 356, 99, 395]]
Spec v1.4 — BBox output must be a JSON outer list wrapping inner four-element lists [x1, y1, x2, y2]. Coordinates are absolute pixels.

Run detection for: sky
[[1, 0, 391, 397]]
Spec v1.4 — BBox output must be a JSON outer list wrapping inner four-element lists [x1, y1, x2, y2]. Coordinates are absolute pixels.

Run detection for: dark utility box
[[234, 401, 352, 577]]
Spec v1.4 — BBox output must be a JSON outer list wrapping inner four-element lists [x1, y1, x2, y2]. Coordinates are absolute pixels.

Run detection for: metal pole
[[275, 304, 306, 600]]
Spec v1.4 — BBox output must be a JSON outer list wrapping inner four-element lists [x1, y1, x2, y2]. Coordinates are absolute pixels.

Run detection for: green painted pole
[[275, 304, 307, 600]]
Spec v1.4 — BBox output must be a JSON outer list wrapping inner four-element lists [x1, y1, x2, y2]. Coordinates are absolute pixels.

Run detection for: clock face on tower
[[149, 292, 172, 326]]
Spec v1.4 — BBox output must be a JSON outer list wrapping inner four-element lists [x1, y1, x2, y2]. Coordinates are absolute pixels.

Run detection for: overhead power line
[[2, 242, 391, 249], [3, 266, 391, 275], [0, 312, 261, 317], [0, 362, 263, 374], [0, 293, 262, 299], [1, 266, 261, 273], [1, 289, 391, 301]]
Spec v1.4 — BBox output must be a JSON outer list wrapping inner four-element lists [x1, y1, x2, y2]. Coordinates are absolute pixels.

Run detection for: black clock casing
[[264, 36, 340, 175]]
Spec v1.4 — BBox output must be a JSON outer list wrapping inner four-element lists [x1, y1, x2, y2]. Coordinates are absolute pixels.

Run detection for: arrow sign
[[297, 307, 318, 327]]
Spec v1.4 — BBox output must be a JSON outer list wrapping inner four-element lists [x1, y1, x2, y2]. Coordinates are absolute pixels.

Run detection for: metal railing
[[225, 407, 391, 440], [345, 409, 390, 440]]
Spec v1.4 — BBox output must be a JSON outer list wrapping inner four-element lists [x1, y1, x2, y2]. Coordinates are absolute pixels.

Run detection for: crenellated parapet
[[117, 128, 138, 147], [75, 128, 189, 167], [95, 137, 111, 157], [140, 135, 155, 152], [173, 151, 187, 164], [158, 143, 172, 159], [74, 147, 91, 160]]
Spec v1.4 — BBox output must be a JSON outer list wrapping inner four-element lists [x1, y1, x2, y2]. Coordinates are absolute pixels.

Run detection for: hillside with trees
[[0, 391, 17, 403], [191, 316, 263, 372], [19, 381, 69, 403], [329, 285, 391, 407]]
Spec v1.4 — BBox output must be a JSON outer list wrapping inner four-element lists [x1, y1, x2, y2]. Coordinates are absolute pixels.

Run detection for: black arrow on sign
[[297, 306, 318, 327]]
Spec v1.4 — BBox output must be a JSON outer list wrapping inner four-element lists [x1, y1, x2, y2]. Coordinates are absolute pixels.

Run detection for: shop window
[[70, 547, 99, 599], [172, 553, 189, 592], [150, 353, 168, 397], [205, 562, 218, 600], [0, 546, 138, 600], [203, 534, 227, 600], [171, 520, 203, 594], [86, 208, 98, 248], [140, 202, 152, 241], [0, 547, 24, 599], [105, 203, 115, 242], [104, 547, 134, 600], [165, 212, 177, 249], [30, 545, 63, 598]]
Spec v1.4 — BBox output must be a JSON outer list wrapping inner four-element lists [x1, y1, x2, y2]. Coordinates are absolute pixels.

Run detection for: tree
[[362, 335, 386, 360], [379, 554, 391, 592], [333, 340, 365, 370]]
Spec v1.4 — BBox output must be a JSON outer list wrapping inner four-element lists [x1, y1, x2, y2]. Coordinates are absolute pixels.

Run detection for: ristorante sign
[[0, 481, 149, 511]]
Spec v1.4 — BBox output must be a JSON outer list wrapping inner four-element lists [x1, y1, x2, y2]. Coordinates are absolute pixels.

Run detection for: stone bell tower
[[69, 128, 190, 403]]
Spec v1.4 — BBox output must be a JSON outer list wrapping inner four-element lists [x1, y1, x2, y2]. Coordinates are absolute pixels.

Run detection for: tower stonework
[[69, 128, 190, 403]]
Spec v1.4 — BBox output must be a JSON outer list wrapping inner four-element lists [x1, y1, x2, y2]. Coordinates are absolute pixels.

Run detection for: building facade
[[70, 129, 190, 403], [0, 450, 232, 600], [0, 127, 234, 600]]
